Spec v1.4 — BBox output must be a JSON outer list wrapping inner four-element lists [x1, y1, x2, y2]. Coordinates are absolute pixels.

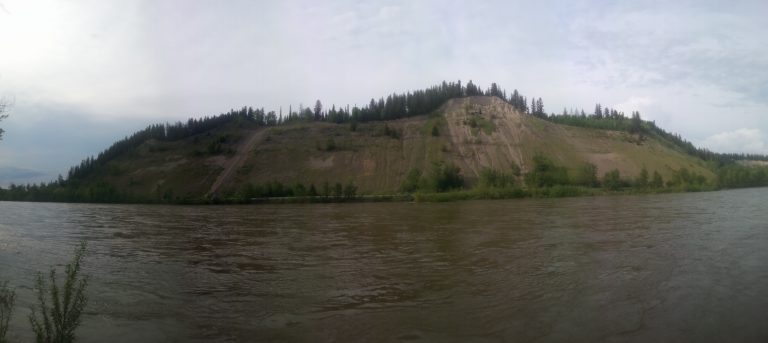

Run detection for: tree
[[427, 162, 464, 192], [573, 162, 598, 187], [536, 98, 544, 117], [465, 80, 481, 96], [629, 111, 643, 134], [343, 181, 357, 198], [489, 83, 503, 98], [636, 166, 649, 188], [401, 168, 422, 193], [313, 100, 323, 121], [650, 171, 664, 188], [322, 181, 330, 197], [525, 154, 569, 187], [603, 169, 622, 190]]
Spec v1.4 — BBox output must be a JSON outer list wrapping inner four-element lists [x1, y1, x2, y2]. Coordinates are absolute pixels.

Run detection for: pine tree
[[636, 166, 649, 188], [630, 111, 643, 134], [536, 98, 544, 117], [314, 100, 323, 121]]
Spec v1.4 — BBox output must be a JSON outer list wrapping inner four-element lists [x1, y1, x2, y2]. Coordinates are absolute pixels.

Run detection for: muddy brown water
[[1, 188, 768, 342]]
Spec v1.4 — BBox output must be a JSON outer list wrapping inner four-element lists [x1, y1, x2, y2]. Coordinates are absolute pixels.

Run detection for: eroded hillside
[[81, 96, 713, 199]]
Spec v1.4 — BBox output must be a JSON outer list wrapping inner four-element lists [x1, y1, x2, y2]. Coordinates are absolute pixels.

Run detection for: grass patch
[[464, 116, 496, 135]]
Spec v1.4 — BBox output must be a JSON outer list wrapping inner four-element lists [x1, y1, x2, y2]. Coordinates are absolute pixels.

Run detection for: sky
[[0, 0, 767, 185]]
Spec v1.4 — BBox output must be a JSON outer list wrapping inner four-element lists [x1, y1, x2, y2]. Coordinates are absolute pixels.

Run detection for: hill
[[208, 96, 712, 195], [2, 81, 766, 203]]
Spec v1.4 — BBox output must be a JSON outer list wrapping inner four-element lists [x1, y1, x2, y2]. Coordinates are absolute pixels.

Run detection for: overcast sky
[[1, 0, 767, 184]]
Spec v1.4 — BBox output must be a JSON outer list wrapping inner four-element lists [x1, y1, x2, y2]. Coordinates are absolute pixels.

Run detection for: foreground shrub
[[30, 242, 89, 343], [0, 281, 15, 343]]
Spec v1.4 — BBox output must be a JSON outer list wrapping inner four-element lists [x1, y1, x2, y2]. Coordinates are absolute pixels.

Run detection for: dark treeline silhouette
[[2, 80, 768, 203], [283, 80, 518, 123]]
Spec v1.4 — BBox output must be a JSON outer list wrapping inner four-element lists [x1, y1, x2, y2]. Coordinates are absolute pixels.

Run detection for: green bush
[[427, 162, 464, 192], [650, 171, 664, 188], [525, 154, 569, 187], [401, 168, 422, 193], [343, 182, 357, 198], [30, 242, 89, 343], [0, 281, 15, 343], [479, 167, 516, 188], [667, 167, 708, 188], [571, 162, 598, 187], [635, 167, 649, 188], [603, 169, 623, 190]]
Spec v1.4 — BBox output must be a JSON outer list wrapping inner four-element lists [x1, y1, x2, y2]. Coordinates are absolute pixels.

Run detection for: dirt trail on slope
[[207, 130, 263, 196]]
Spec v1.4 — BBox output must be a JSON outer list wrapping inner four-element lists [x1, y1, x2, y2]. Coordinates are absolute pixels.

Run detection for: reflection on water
[[1, 188, 768, 342]]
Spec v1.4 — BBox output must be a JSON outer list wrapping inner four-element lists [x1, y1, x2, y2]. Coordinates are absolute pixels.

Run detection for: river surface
[[1, 188, 768, 342]]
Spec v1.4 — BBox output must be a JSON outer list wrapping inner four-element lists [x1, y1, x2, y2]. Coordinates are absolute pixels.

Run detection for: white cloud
[[701, 128, 768, 154], [614, 96, 654, 115]]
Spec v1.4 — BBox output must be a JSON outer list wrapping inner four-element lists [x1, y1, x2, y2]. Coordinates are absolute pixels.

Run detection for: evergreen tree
[[636, 166, 649, 188], [650, 171, 664, 188], [314, 100, 323, 121], [629, 111, 643, 134], [536, 98, 544, 117], [603, 169, 622, 190]]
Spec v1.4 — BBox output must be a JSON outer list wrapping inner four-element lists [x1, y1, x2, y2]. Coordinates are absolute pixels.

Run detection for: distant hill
[[2, 81, 766, 203]]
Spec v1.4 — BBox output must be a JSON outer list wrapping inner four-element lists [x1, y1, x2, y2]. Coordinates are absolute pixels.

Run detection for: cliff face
[[85, 96, 713, 198]]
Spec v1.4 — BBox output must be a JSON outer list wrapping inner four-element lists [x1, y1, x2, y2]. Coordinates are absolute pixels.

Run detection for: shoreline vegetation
[[158, 156, 768, 205], [214, 156, 734, 205], [4, 155, 760, 206]]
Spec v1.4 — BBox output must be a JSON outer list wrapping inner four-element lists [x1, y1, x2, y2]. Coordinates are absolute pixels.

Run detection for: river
[[1, 188, 768, 342]]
